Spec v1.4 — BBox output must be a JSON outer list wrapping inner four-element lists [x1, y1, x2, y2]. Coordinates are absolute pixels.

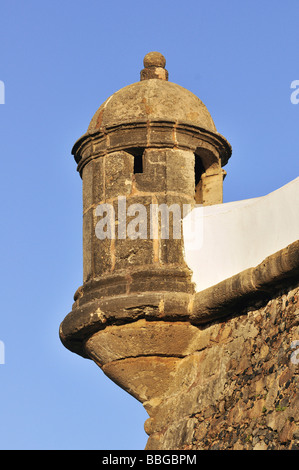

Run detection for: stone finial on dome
[[140, 51, 168, 81]]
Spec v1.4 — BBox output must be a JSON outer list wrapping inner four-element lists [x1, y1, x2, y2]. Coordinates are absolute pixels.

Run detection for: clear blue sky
[[0, 0, 298, 450]]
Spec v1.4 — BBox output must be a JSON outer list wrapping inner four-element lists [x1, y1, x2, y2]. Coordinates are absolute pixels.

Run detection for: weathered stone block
[[102, 356, 181, 403], [83, 207, 112, 278], [113, 195, 155, 269], [82, 209, 93, 282], [85, 320, 201, 364], [151, 193, 193, 265], [105, 151, 134, 199], [148, 123, 175, 148], [134, 148, 167, 193], [92, 236, 113, 276], [165, 149, 195, 196], [195, 171, 223, 205], [82, 158, 105, 213]]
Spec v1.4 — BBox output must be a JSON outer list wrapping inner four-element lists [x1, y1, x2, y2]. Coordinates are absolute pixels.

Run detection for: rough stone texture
[[195, 171, 224, 205], [144, 283, 299, 450], [87, 79, 218, 133], [85, 320, 204, 402]]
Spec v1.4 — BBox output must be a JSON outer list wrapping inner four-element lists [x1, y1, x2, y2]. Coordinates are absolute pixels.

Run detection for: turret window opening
[[134, 154, 143, 174], [127, 148, 145, 174], [194, 154, 205, 187]]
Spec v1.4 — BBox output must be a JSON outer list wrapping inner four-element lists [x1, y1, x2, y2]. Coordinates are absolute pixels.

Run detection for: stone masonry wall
[[147, 283, 299, 450], [190, 284, 299, 450]]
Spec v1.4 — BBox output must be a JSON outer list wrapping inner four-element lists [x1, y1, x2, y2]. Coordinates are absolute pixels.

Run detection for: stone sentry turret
[[59, 52, 232, 447]]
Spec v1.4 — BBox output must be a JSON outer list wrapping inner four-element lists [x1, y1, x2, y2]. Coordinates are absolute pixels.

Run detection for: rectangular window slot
[[134, 154, 143, 174]]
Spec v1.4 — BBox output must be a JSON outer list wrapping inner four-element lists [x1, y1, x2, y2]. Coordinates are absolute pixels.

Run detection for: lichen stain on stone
[[186, 112, 200, 122], [95, 109, 104, 129], [142, 97, 154, 115]]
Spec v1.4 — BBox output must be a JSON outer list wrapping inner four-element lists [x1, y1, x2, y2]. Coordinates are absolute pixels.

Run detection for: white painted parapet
[[184, 177, 299, 292]]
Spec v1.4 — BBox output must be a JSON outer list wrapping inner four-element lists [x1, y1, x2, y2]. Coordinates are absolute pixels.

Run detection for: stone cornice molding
[[191, 240, 299, 324], [71, 120, 232, 175]]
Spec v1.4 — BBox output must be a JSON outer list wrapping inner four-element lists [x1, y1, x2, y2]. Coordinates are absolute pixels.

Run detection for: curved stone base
[[59, 289, 194, 358]]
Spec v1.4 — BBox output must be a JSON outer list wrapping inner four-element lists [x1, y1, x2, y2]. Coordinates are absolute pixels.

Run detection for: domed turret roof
[[87, 52, 217, 134]]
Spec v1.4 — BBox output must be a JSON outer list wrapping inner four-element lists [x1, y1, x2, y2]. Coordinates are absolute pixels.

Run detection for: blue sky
[[0, 0, 298, 450]]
